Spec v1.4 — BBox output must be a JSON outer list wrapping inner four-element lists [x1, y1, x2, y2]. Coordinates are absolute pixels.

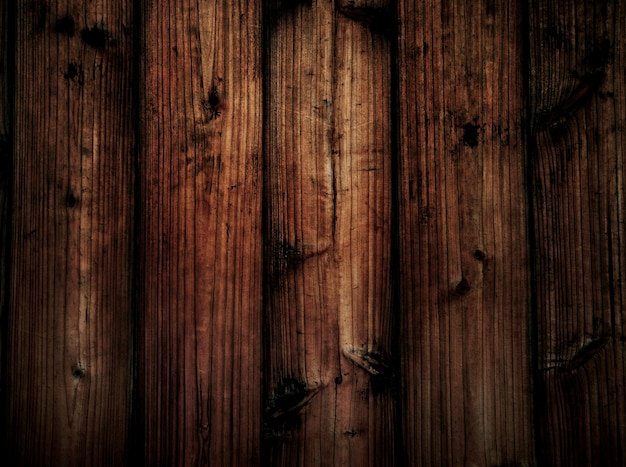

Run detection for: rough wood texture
[[0, 0, 11, 399], [529, 0, 626, 465], [397, 1, 534, 465], [4, 1, 134, 465], [137, 1, 263, 465], [264, 0, 395, 465]]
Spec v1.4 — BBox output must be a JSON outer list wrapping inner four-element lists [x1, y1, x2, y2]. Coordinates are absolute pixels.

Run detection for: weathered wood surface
[[397, 1, 534, 465], [264, 0, 395, 465], [0, 0, 11, 400], [1, 1, 625, 465], [136, 1, 263, 465], [530, 0, 626, 465], [4, 1, 134, 465]]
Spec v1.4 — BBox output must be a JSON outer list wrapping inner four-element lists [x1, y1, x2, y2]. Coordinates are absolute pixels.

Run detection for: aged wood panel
[[264, 0, 395, 465], [0, 0, 11, 400], [137, 1, 263, 465], [529, 0, 626, 465], [4, 1, 134, 465], [397, 0, 534, 465]]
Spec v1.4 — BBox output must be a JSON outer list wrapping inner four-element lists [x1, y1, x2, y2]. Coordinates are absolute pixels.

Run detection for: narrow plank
[[137, 1, 263, 464], [0, 0, 11, 399], [397, 0, 534, 465], [5, 1, 134, 465], [264, 0, 395, 465], [529, 0, 626, 464]]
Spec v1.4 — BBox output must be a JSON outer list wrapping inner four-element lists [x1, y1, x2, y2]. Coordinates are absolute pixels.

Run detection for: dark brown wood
[[397, 0, 534, 464], [264, 0, 395, 465], [4, 1, 134, 465], [529, 0, 626, 465], [0, 0, 11, 399], [137, 1, 263, 464], [1, 2, 625, 465]]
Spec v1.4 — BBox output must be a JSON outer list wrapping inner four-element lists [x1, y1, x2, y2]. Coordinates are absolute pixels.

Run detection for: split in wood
[[264, 378, 322, 438], [541, 337, 611, 373], [536, 72, 605, 131], [342, 347, 395, 394], [560, 337, 610, 373], [270, 237, 331, 277]]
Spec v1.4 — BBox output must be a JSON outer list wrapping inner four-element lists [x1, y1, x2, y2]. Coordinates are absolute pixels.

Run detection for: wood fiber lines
[[5, 1, 134, 465], [1, 1, 626, 466], [137, 1, 263, 465], [397, 1, 534, 465], [264, 1, 395, 465], [529, 0, 626, 465], [0, 0, 11, 399]]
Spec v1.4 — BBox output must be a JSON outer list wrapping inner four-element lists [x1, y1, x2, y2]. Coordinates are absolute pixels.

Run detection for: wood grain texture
[[137, 1, 263, 465], [4, 1, 134, 465], [529, 0, 626, 464], [0, 0, 11, 402], [397, 0, 534, 465], [264, 0, 395, 465]]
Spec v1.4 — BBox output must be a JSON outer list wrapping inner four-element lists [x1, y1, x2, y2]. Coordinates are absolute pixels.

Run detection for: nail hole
[[66, 192, 79, 208], [473, 249, 486, 261], [71, 364, 85, 378], [54, 15, 75, 37], [80, 26, 111, 49], [454, 277, 471, 295]]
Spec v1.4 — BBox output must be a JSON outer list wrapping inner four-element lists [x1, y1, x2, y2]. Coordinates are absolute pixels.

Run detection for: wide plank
[[264, 0, 395, 465], [397, 0, 534, 464], [529, 0, 626, 464], [5, 1, 134, 465], [136, 1, 263, 464]]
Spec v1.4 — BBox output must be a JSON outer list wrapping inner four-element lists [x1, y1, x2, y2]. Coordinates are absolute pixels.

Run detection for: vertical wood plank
[[0, 0, 12, 398], [5, 1, 134, 465], [137, 1, 263, 464], [264, 1, 395, 465], [397, 1, 534, 464], [529, 0, 626, 465]]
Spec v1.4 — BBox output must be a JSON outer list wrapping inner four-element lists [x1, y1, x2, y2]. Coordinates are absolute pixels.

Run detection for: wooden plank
[[263, 1, 395, 465], [396, 1, 534, 464], [0, 0, 11, 399], [137, 1, 263, 464], [4, 1, 134, 465], [529, 0, 626, 464]]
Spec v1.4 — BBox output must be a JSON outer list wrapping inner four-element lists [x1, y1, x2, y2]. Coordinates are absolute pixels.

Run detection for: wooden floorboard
[[264, 1, 396, 465], [137, 1, 263, 464], [4, 1, 134, 465], [529, 1, 626, 465], [397, 0, 534, 464]]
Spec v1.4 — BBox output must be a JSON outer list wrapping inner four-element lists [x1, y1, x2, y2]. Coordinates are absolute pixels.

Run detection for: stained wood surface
[[0, 0, 11, 397], [397, 1, 534, 465], [264, 0, 395, 465], [4, 1, 134, 465], [1, 1, 625, 465], [136, 1, 263, 465], [529, 0, 626, 465]]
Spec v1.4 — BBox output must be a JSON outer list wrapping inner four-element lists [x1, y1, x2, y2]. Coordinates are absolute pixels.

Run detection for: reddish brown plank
[[137, 1, 263, 464], [4, 1, 134, 465], [397, 0, 534, 464], [529, 0, 626, 465], [264, 0, 395, 465]]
